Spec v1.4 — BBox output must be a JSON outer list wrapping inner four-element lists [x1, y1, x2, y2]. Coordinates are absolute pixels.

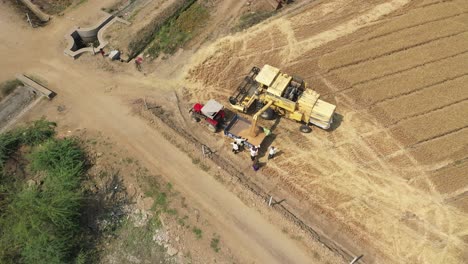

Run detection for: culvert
[[64, 13, 130, 59]]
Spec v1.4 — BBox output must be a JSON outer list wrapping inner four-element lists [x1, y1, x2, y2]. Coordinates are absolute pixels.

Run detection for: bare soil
[[2, 0, 468, 263]]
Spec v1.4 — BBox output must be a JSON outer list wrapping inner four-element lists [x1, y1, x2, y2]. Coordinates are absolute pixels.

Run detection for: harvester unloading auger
[[229, 64, 336, 133]]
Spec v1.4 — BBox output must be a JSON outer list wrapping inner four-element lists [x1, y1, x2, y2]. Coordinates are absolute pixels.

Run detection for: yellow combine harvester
[[229, 64, 336, 133]]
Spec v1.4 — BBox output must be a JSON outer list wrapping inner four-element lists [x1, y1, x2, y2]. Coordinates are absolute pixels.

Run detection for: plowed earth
[[186, 0, 468, 263]]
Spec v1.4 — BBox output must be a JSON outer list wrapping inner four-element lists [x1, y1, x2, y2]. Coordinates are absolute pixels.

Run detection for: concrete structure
[[64, 13, 130, 59], [16, 74, 55, 99]]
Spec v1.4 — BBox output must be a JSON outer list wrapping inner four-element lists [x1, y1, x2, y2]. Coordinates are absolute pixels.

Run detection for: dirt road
[[0, 1, 325, 263]]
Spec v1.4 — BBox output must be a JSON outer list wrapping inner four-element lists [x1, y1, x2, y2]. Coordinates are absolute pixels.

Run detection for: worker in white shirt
[[250, 145, 258, 161], [268, 146, 278, 160], [231, 142, 239, 154], [234, 137, 246, 150]]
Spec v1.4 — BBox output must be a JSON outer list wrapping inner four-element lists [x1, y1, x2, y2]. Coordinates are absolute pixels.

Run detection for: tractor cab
[[190, 99, 226, 132]]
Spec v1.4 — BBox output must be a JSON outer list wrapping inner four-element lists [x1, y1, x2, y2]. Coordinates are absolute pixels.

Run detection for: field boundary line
[[384, 98, 468, 127], [348, 48, 468, 87], [368, 74, 468, 109], [409, 126, 468, 148], [364, 72, 468, 106], [359, 9, 467, 43], [325, 29, 468, 73]]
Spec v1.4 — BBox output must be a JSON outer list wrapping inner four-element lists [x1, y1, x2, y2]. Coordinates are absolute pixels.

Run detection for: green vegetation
[[145, 2, 209, 58], [210, 234, 220, 252], [192, 227, 202, 239], [0, 119, 56, 167], [0, 120, 87, 264], [128, 0, 197, 59], [0, 79, 22, 97], [235, 11, 275, 31]]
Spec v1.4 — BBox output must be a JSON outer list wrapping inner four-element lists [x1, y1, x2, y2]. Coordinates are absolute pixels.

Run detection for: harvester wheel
[[207, 124, 217, 133], [299, 125, 312, 133], [260, 108, 275, 120]]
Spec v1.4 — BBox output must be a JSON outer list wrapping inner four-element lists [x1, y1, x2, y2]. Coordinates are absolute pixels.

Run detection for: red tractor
[[189, 99, 226, 132]]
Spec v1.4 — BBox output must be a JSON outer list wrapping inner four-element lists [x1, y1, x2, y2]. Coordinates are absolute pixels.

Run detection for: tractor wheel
[[207, 124, 217, 133], [299, 124, 312, 133], [260, 108, 275, 120], [191, 114, 201, 123]]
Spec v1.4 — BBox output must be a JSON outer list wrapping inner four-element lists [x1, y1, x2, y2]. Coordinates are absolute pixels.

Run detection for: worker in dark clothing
[[99, 48, 105, 57], [252, 158, 260, 171]]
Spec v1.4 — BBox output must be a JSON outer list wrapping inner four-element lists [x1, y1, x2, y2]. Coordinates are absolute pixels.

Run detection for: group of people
[[230, 137, 278, 172]]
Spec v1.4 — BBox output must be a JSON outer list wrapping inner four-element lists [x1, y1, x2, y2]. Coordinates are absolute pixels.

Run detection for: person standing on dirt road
[[231, 142, 239, 154], [268, 146, 278, 160], [135, 57, 143, 71], [99, 48, 105, 57]]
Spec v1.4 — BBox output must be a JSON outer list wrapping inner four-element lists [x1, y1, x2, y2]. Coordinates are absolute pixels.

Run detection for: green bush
[[0, 127, 85, 263], [0, 119, 56, 171]]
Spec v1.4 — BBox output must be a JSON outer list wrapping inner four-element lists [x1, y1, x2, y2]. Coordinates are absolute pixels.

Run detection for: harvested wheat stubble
[[347, 52, 468, 106], [319, 13, 468, 71], [331, 32, 468, 86], [371, 75, 468, 126], [390, 101, 468, 146], [361, 131, 401, 157], [430, 161, 468, 194], [365, 0, 468, 41], [416, 0, 460, 8], [408, 128, 468, 165], [448, 195, 468, 213], [290, 0, 378, 41]]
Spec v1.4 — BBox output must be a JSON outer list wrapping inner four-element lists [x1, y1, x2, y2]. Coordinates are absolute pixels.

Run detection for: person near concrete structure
[[268, 146, 278, 160], [250, 146, 258, 161], [99, 48, 105, 57], [230, 142, 239, 154], [135, 57, 143, 71]]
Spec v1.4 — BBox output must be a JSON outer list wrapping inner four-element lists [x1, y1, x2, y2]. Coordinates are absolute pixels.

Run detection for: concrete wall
[[64, 13, 130, 59]]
